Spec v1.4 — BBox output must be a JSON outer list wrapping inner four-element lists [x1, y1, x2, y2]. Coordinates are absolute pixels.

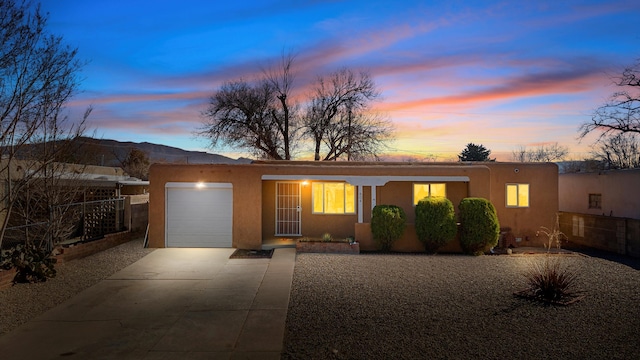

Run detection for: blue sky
[[41, 0, 640, 160]]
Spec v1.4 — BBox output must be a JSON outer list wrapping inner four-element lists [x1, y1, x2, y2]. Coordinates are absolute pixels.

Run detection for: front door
[[275, 182, 301, 236]]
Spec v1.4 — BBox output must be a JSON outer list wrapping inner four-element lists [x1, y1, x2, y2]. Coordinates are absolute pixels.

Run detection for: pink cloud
[[376, 66, 608, 112]]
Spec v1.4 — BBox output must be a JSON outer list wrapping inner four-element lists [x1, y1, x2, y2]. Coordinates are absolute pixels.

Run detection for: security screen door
[[275, 182, 301, 236]]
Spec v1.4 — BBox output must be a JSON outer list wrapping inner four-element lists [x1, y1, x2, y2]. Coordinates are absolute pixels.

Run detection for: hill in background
[[72, 137, 251, 166]]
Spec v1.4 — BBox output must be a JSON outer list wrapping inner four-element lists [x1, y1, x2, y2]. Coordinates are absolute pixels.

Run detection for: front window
[[506, 183, 529, 207], [312, 182, 355, 214], [413, 183, 446, 205]]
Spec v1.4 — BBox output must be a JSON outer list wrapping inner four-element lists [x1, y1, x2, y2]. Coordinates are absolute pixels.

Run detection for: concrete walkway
[[0, 247, 296, 360]]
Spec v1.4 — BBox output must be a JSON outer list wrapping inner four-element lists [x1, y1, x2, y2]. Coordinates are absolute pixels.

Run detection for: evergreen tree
[[458, 143, 495, 162]]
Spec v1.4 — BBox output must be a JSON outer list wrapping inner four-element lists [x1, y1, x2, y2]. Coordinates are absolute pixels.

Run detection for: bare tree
[[263, 52, 300, 160], [199, 58, 392, 161], [304, 68, 390, 161], [0, 1, 88, 249], [580, 59, 640, 140], [591, 132, 640, 169], [199, 54, 299, 160], [10, 162, 86, 248], [511, 143, 568, 162], [320, 108, 392, 161]]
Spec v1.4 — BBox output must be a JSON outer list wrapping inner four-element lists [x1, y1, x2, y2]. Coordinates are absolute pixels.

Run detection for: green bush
[[0, 244, 57, 283], [458, 197, 500, 255], [370, 205, 406, 251], [415, 197, 457, 253]]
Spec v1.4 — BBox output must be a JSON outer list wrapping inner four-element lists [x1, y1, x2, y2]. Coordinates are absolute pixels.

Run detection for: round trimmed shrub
[[370, 205, 406, 251], [458, 197, 500, 255], [415, 197, 457, 253]]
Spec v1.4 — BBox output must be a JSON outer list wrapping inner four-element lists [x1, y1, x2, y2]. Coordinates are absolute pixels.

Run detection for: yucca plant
[[525, 257, 577, 301]]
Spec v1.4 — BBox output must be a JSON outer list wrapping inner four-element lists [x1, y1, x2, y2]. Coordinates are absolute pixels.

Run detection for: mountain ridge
[[75, 137, 252, 166]]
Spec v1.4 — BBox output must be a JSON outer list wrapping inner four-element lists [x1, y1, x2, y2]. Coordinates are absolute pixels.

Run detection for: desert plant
[[537, 215, 567, 251], [524, 257, 578, 302], [0, 244, 57, 283], [458, 198, 500, 255], [322, 233, 333, 242], [370, 205, 406, 251], [415, 197, 457, 253]]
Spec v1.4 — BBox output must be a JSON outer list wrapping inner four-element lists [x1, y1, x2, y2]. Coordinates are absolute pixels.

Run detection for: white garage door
[[166, 182, 233, 247]]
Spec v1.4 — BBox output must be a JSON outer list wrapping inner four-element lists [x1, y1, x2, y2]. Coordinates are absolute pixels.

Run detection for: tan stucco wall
[[376, 181, 470, 222], [149, 161, 559, 250], [262, 180, 358, 240], [260, 163, 490, 241], [559, 170, 640, 220], [487, 162, 559, 247], [149, 163, 264, 249]]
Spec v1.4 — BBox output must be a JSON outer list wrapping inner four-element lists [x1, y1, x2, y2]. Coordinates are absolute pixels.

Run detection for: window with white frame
[[506, 183, 529, 208], [312, 182, 355, 214], [413, 183, 446, 205]]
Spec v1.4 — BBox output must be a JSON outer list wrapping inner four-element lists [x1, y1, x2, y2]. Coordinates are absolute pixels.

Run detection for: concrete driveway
[[0, 247, 295, 360]]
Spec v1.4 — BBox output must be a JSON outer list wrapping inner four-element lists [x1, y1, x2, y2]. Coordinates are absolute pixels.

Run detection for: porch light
[[301, 180, 309, 186], [195, 182, 205, 189]]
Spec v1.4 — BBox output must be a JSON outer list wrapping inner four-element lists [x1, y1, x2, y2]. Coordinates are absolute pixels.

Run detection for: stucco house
[[558, 169, 640, 257], [559, 168, 640, 220], [148, 161, 558, 251]]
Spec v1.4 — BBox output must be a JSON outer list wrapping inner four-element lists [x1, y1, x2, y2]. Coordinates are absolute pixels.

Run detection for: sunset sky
[[41, 0, 640, 161]]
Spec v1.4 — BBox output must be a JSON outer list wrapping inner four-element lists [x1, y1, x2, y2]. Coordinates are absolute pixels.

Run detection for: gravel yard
[[282, 252, 640, 360], [0, 238, 153, 336]]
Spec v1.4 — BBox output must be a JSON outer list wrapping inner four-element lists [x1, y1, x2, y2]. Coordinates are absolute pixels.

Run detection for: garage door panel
[[167, 235, 232, 248], [167, 216, 231, 229], [166, 183, 233, 248]]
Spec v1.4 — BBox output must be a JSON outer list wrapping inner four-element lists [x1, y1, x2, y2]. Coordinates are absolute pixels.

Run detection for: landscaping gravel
[[282, 252, 640, 360], [0, 238, 153, 336]]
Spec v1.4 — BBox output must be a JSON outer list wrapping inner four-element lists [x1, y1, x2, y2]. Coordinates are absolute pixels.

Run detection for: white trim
[[371, 185, 377, 210], [261, 175, 469, 186], [357, 185, 363, 223]]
